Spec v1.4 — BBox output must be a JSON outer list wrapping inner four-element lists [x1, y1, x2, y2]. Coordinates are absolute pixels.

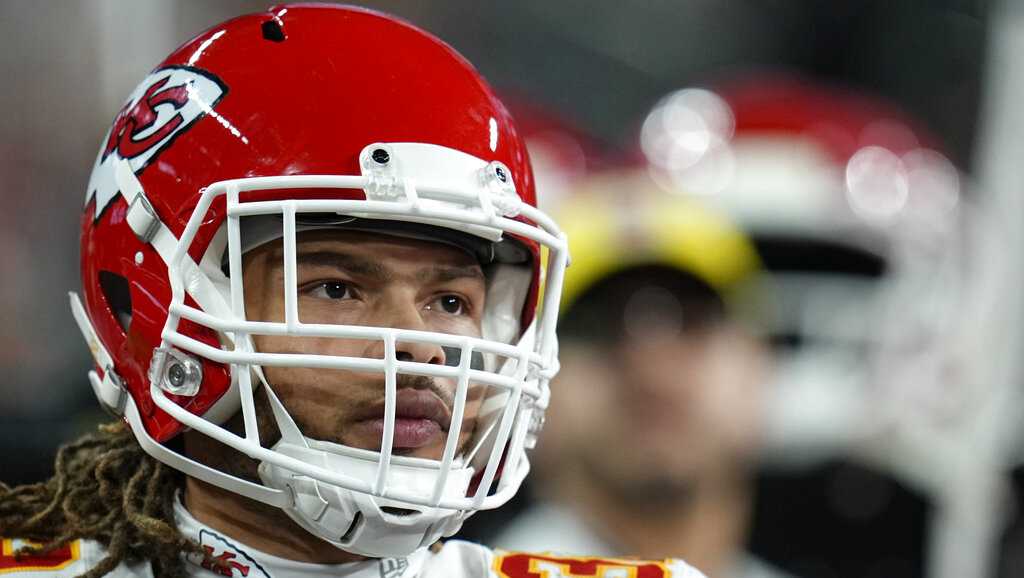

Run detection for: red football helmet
[[70, 4, 567, 557], [639, 75, 967, 457], [640, 75, 1011, 577]]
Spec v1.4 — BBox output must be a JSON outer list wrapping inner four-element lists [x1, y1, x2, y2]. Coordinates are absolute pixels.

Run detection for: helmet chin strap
[[253, 371, 475, 557]]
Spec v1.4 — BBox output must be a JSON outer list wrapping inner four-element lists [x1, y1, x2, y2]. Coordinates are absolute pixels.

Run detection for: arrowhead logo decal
[[85, 65, 226, 220], [186, 529, 271, 578]]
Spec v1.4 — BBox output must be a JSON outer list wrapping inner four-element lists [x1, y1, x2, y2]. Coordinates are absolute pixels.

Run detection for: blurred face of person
[[539, 273, 771, 506], [240, 229, 488, 460]]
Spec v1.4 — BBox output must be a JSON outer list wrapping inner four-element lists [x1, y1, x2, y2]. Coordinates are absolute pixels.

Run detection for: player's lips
[[350, 388, 453, 449]]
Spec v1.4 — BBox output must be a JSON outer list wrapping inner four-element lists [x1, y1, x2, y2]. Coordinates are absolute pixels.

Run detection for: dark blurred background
[[4, 1, 1021, 577]]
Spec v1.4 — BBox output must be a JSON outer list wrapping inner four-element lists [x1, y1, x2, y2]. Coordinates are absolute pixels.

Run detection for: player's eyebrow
[[294, 250, 483, 285], [295, 251, 392, 282]]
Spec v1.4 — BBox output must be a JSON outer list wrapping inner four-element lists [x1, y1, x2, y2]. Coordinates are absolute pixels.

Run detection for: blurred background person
[[636, 76, 977, 578], [490, 176, 784, 578]]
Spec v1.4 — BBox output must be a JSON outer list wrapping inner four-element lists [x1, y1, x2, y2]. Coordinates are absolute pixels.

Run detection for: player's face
[[241, 229, 488, 460]]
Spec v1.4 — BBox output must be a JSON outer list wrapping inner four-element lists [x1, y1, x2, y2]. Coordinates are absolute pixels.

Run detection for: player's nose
[[362, 297, 446, 366]]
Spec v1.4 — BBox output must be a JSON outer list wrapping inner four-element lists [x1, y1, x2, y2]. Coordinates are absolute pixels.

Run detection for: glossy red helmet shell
[[79, 4, 538, 442]]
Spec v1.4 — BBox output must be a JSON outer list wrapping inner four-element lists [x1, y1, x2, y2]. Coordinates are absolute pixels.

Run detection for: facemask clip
[[481, 161, 521, 217], [149, 347, 204, 396], [360, 143, 405, 202]]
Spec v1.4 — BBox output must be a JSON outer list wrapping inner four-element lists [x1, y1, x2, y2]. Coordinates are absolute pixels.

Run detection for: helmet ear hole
[[98, 271, 133, 333]]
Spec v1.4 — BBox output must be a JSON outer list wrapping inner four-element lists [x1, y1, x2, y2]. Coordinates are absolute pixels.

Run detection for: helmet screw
[[371, 148, 390, 165], [494, 165, 507, 183], [151, 347, 203, 396], [167, 362, 187, 388]]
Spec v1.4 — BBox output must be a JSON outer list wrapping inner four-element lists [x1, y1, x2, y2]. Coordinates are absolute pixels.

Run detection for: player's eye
[[428, 294, 468, 316], [308, 281, 354, 300]]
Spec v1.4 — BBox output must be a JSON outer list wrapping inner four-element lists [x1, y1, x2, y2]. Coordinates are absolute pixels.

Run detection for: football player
[[0, 5, 704, 578]]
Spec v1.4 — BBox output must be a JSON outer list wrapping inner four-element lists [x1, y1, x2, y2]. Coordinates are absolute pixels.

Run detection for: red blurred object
[[716, 74, 942, 162]]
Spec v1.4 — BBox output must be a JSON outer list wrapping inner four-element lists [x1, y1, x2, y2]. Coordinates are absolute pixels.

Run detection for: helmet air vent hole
[[340, 511, 363, 543], [99, 271, 133, 333], [261, 19, 286, 42]]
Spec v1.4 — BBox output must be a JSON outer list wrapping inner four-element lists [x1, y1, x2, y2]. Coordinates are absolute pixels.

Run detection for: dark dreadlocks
[[0, 422, 207, 577]]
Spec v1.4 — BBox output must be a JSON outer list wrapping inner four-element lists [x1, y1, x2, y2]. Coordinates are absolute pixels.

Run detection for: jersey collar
[[173, 494, 427, 578]]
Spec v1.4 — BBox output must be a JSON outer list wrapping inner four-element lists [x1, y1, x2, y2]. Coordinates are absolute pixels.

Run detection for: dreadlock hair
[[0, 421, 209, 578]]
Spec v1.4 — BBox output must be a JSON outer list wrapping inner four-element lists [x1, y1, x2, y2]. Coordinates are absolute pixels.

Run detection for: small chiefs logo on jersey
[[85, 65, 227, 220], [185, 529, 270, 578]]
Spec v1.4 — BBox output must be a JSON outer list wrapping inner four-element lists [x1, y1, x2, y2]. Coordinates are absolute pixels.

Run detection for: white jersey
[[0, 499, 706, 578]]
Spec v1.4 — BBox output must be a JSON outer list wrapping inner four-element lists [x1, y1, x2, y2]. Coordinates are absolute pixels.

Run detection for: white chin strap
[[255, 382, 474, 557]]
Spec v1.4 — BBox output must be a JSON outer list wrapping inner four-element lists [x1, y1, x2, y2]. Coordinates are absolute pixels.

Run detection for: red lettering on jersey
[[494, 552, 670, 578], [103, 76, 190, 161], [0, 539, 80, 574], [200, 545, 251, 577]]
